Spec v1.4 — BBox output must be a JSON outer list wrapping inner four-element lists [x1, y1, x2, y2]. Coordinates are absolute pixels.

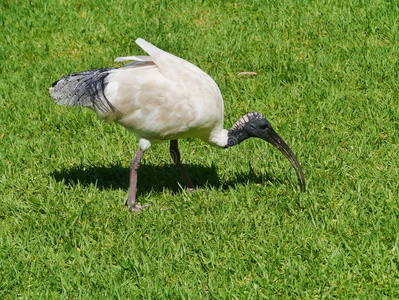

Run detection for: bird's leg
[[169, 140, 195, 192], [126, 148, 151, 212]]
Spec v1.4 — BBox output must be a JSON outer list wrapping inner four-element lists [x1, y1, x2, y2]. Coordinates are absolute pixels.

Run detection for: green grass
[[1, 0, 399, 298]]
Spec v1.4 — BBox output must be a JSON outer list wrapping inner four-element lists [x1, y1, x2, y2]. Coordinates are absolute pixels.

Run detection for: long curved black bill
[[263, 129, 306, 192]]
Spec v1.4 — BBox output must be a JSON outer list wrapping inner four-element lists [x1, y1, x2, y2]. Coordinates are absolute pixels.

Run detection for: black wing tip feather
[[51, 79, 59, 87], [50, 68, 117, 114]]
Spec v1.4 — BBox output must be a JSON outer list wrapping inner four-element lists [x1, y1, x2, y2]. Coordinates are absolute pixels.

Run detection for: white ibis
[[50, 38, 306, 212]]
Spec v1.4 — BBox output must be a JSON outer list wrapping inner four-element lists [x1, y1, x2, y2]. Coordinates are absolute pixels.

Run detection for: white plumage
[[104, 38, 227, 150], [50, 38, 306, 212]]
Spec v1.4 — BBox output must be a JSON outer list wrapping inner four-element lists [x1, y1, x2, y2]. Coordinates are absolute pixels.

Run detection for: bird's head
[[225, 112, 306, 192]]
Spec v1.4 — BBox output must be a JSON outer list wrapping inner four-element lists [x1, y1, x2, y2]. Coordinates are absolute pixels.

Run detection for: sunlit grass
[[1, 0, 399, 298]]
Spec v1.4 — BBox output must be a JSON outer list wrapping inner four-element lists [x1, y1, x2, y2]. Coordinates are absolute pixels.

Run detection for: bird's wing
[[114, 55, 152, 62], [134, 38, 206, 80], [135, 38, 162, 57], [108, 38, 225, 141], [115, 38, 214, 84], [133, 38, 225, 133], [114, 55, 156, 69]]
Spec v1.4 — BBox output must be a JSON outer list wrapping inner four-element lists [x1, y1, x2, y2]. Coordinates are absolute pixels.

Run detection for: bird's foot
[[187, 187, 205, 193], [125, 200, 152, 213], [129, 203, 152, 213]]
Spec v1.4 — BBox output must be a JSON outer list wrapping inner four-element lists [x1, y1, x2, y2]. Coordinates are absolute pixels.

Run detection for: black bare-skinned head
[[225, 112, 306, 192]]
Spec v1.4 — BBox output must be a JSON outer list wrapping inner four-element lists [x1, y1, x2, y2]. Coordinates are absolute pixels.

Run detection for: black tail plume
[[50, 68, 116, 115]]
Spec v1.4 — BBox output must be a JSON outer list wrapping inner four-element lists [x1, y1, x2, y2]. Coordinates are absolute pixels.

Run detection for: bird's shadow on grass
[[52, 163, 280, 195]]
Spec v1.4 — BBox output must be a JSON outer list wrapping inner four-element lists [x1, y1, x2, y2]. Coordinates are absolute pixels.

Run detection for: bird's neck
[[207, 128, 229, 148], [224, 127, 249, 148], [207, 125, 249, 149], [223, 112, 260, 148]]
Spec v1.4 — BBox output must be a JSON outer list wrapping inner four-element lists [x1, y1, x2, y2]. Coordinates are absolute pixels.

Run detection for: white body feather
[[103, 38, 228, 150]]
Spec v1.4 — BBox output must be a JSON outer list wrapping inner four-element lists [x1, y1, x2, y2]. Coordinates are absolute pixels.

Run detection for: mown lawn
[[1, 0, 399, 298]]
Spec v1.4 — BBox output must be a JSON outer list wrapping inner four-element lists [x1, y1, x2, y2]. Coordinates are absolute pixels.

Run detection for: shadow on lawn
[[52, 163, 280, 195]]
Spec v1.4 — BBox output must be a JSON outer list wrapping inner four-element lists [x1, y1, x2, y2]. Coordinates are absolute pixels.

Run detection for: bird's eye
[[250, 124, 256, 129]]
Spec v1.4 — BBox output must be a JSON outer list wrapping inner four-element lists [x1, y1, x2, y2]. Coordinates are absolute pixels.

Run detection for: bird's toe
[[128, 203, 152, 213], [129, 206, 143, 213], [187, 187, 205, 194]]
